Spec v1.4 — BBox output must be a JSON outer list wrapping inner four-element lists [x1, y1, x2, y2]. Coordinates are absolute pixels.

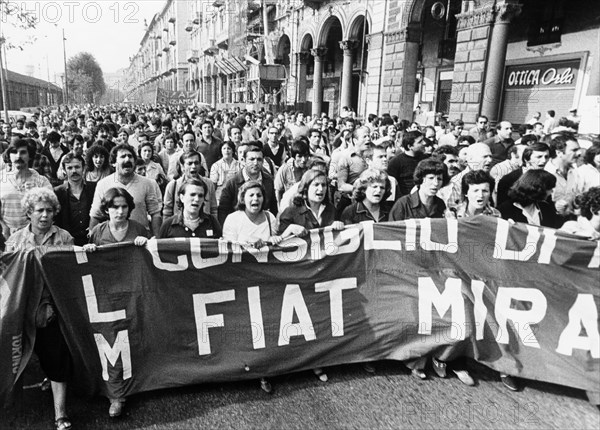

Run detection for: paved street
[[5, 358, 599, 429]]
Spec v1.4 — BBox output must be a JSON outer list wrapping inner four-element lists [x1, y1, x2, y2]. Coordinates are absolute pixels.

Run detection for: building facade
[[1, 69, 63, 110], [126, 0, 191, 103], [126, 0, 599, 133]]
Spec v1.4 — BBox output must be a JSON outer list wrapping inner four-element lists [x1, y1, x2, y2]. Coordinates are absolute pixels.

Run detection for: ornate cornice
[[456, 5, 494, 29], [385, 25, 421, 45], [456, 3, 522, 29]]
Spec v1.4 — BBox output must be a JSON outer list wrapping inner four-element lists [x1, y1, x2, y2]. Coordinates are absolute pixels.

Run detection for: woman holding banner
[[6, 188, 74, 430], [386, 159, 466, 383], [83, 187, 149, 417], [341, 169, 391, 224], [222, 181, 298, 392], [277, 169, 345, 382]]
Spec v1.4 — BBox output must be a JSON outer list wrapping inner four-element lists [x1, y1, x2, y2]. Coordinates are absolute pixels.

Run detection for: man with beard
[[89, 144, 162, 236], [218, 145, 277, 225], [163, 150, 217, 219], [0, 140, 52, 238], [496, 142, 550, 206], [54, 153, 96, 246], [388, 130, 428, 197], [432, 145, 462, 205], [447, 143, 493, 209]]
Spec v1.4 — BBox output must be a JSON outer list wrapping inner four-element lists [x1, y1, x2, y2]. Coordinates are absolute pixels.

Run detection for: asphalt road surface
[[4, 358, 599, 429]]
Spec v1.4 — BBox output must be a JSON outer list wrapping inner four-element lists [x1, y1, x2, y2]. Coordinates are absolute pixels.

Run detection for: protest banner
[[155, 88, 199, 104], [0, 250, 44, 406], [1, 217, 598, 405]]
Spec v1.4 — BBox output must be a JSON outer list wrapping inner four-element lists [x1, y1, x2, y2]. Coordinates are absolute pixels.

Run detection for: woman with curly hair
[[341, 168, 391, 224], [6, 188, 74, 430], [560, 187, 600, 239], [84, 144, 112, 183], [498, 169, 561, 228]]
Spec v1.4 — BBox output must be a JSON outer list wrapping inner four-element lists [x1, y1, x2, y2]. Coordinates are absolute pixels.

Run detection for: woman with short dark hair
[[389, 158, 449, 221], [446, 170, 500, 218], [83, 186, 149, 417], [86, 187, 149, 246], [498, 169, 561, 228]]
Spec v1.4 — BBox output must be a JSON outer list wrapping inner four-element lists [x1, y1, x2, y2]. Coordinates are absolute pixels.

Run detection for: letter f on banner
[[193, 290, 235, 355]]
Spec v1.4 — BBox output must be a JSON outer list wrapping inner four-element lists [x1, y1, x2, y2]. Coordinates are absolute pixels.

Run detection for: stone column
[[339, 40, 358, 111], [399, 25, 421, 121], [480, 2, 522, 123], [310, 47, 328, 117], [296, 51, 310, 106]]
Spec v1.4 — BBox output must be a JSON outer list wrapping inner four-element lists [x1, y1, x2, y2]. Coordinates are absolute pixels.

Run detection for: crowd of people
[[1, 103, 599, 429]]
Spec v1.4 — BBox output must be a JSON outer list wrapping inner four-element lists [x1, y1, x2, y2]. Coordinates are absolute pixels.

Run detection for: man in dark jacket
[[218, 145, 277, 225], [54, 153, 96, 245]]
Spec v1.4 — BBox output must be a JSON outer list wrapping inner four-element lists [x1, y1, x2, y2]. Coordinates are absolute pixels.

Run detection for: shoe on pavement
[[362, 363, 376, 374], [453, 369, 475, 386], [260, 378, 272, 394], [500, 374, 519, 391], [411, 369, 427, 380], [313, 368, 328, 382], [109, 399, 125, 418], [432, 358, 447, 378]]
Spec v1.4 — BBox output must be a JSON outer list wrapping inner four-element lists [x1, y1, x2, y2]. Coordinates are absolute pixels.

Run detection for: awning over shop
[[215, 56, 247, 76]]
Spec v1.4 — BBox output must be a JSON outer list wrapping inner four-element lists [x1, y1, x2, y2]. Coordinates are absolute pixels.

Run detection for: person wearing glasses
[[469, 115, 488, 143]]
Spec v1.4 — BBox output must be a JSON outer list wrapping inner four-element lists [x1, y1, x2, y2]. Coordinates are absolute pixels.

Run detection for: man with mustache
[[0, 139, 53, 239], [54, 153, 96, 246], [89, 144, 163, 236]]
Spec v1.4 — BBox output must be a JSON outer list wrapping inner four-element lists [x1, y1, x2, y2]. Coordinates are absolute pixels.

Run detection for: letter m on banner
[[94, 331, 132, 381]]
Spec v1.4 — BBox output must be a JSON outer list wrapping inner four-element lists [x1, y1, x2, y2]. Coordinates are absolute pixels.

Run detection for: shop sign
[[505, 59, 579, 89]]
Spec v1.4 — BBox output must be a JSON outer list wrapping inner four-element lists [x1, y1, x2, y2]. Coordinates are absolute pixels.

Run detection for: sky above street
[[2, 1, 163, 88]]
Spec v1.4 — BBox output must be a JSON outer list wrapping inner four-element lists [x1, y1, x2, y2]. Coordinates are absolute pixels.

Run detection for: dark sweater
[[387, 152, 426, 197]]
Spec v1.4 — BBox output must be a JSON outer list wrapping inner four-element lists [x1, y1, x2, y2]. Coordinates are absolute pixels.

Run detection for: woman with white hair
[[6, 188, 74, 430]]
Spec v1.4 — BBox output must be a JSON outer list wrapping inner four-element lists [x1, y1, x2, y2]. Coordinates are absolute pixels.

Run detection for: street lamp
[[62, 28, 69, 104]]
